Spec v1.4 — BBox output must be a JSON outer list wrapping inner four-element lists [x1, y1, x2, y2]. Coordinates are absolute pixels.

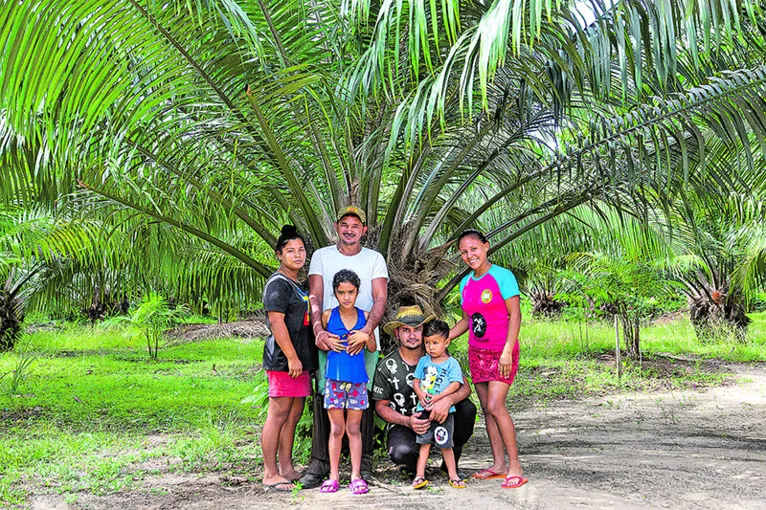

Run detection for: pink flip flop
[[501, 475, 528, 489], [320, 479, 340, 493], [349, 478, 370, 495]]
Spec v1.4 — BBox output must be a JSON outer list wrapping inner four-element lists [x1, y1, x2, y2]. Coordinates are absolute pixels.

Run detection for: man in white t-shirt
[[299, 205, 389, 488]]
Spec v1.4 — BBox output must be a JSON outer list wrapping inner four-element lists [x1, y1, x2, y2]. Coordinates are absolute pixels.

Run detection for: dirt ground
[[32, 363, 766, 510]]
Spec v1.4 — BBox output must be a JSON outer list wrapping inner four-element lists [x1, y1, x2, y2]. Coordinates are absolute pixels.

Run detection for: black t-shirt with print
[[372, 349, 420, 416], [262, 274, 317, 372]]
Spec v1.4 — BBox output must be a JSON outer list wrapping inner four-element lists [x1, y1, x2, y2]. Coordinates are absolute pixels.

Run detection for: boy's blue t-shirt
[[413, 356, 463, 413]]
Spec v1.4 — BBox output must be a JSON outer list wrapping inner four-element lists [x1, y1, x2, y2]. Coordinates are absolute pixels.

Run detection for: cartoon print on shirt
[[421, 365, 438, 393]]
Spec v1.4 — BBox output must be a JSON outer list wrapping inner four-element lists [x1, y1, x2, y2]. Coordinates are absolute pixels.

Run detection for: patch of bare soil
[[31, 363, 766, 510]]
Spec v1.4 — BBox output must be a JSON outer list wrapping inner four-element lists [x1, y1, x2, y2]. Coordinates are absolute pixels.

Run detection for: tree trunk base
[[1, 292, 23, 352], [690, 296, 750, 342]]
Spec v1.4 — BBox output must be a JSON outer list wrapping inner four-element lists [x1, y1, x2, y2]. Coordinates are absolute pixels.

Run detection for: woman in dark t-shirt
[[260, 225, 317, 491]]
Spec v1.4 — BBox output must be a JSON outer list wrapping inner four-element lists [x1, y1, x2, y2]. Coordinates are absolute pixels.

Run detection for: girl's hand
[[346, 330, 369, 355], [288, 357, 303, 378], [499, 347, 513, 378]]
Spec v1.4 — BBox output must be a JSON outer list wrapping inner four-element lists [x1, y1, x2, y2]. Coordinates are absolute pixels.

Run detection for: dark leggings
[[304, 391, 376, 476], [386, 398, 477, 469]]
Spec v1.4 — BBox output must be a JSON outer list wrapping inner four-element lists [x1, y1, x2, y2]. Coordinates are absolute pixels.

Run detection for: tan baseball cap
[[336, 205, 367, 224]]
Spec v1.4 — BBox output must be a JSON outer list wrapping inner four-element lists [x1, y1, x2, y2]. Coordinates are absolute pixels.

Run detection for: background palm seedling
[[103, 293, 190, 360]]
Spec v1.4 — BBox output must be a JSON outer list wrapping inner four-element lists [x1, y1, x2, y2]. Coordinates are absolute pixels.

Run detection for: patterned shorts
[[323, 379, 369, 410], [468, 343, 519, 385]]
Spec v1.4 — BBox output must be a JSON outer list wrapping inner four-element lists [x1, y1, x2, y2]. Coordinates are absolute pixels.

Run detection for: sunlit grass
[[1, 315, 763, 508]]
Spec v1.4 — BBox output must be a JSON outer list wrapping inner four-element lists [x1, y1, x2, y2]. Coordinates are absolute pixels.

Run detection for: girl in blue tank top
[[319, 270, 376, 495]]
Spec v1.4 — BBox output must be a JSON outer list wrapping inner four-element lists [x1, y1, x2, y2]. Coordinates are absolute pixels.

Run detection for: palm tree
[[2, 0, 766, 328], [0, 207, 101, 349], [661, 180, 766, 340]]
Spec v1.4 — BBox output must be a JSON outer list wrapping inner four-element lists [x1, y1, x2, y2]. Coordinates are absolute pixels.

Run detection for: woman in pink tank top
[[448, 230, 528, 489]]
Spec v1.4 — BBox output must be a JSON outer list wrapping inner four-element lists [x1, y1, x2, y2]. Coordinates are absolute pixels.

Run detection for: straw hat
[[383, 305, 436, 335]]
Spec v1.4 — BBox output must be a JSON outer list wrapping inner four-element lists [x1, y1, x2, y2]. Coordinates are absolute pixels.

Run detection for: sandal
[[449, 477, 467, 489], [412, 477, 429, 490], [501, 475, 528, 489], [349, 478, 370, 495], [320, 479, 340, 493], [263, 481, 294, 492]]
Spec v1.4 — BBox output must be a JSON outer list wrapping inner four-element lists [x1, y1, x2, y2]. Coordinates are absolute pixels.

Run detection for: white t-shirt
[[309, 245, 389, 350]]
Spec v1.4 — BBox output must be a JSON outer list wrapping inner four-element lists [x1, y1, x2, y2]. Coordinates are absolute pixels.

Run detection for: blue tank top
[[325, 307, 368, 384]]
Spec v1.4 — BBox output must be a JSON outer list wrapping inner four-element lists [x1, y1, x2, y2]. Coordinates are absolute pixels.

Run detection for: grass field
[[1, 314, 765, 508]]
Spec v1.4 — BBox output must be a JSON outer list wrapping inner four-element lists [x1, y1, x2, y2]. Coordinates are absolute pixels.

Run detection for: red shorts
[[266, 370, 311, 398], [468, 343, 519, 385]]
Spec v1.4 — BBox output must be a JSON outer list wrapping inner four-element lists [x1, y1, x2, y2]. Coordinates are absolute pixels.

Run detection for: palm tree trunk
[[689, 287, 751, 342], [621, 314, 640, 359], [530, 290, 564, 318], [0, 290, 22, 352]]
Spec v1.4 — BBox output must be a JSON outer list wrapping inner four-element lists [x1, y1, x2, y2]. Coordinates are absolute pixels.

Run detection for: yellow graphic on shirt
[[481, 289, 493, 303], [422, 366, 439, 394]]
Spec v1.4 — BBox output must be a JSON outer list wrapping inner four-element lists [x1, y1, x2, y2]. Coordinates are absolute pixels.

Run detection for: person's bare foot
[[280, 467, 302, 481], [472, 465, 508, 479], [262, 475, 295, 491]]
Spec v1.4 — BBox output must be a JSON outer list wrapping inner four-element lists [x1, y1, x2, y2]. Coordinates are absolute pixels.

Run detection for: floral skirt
[[468, 342, 519, 385]]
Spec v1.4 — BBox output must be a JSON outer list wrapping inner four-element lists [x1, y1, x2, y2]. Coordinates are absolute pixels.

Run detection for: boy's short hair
[[423, 319, 449, 339]]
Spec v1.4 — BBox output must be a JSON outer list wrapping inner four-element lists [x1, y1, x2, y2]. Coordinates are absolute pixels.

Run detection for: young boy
[[412, 319, 467, 489]]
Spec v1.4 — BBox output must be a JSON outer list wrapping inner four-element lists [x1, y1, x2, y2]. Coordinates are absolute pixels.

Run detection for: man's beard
[[400, 341, 422, 350]]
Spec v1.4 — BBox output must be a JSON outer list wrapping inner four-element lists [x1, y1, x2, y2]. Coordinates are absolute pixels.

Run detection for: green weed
[[0, 315, 762, 508]]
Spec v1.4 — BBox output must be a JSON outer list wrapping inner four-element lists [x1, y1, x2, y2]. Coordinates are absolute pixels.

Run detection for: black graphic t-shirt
[[372, 349, 420, 416], [262, 273, 317, 372]]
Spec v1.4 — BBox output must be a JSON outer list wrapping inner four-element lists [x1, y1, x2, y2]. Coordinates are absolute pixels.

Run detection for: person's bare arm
[[375, 399, 430, 434], [309, 274, 341, 351], [267, 311, 303, 378], [320, 309, 343, 353], [359, 277, 387, 337], [428, 375, 472, 423], [429, 381, 461, 404], [413, 379, 428, 409], [449, 310, 469, 341]]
